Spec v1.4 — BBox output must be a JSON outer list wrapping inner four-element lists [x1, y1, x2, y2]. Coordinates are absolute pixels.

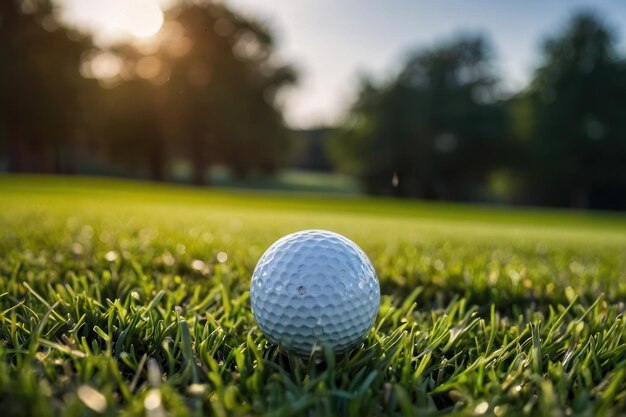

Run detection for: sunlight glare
[[125, 0, 164, 38], [59, 0, 165, 45]]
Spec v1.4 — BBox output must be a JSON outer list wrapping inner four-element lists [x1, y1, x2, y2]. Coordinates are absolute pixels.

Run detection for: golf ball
[[250, 230, 380, 355]]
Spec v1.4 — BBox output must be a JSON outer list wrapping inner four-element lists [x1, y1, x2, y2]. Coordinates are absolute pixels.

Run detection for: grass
[[0, 174, 625, 416]]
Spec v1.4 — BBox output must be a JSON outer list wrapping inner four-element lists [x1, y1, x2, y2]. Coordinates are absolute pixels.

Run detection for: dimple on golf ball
[[250, 229, 380, 355]]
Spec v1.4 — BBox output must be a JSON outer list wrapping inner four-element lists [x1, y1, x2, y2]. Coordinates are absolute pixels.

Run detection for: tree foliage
[[513, 12, 626, 209], [162, 3, 296, 183], [1, 0, 296, 183], [331, 36, 508, 199], [334, 12, 626, 209], [0, 0, 92, 173]]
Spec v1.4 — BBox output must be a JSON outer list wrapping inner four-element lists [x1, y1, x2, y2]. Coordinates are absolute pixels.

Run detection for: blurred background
[[2, 0, 626, 210]]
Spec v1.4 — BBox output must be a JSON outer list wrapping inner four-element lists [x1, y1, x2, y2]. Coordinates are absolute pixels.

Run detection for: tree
[[0, 0, 93, 173], [517, 12, 626, 209], [331, 35, 507, 199], [98, 77, 169, 181], [150, 2, 296, 184], [1, 1, 295, 184]]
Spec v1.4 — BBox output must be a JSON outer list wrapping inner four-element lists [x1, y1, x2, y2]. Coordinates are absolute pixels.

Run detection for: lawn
[[0, 175, 625, 416]]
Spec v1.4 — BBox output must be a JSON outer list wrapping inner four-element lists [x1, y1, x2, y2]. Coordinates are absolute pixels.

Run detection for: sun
[[124, 0, 164, 39]]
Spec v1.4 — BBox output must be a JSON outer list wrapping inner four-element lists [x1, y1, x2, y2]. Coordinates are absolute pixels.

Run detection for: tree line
[[331, 12, 626, 210], [2, 2, 626, 209], [1, 0, 295, 184]]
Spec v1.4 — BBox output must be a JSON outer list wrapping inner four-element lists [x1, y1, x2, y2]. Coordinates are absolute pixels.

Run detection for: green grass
[[0, 175, 625, 416]]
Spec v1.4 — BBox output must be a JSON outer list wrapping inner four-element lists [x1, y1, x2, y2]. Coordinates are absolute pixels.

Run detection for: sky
[[58, 0, 626, 128]]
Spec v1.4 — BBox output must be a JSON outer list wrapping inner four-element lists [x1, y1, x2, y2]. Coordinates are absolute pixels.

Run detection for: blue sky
[[59, 0, 626, 128], [228, 0, 626, 127]]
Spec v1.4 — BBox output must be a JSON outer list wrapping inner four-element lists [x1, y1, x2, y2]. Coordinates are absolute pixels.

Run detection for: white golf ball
[[250, 230, 380, 355]]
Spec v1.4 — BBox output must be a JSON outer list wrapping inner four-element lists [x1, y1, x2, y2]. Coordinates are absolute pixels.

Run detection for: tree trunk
[[7, 119, 29, 172], [570, 186, 589, 209], [191, 132, 209, 185], [148, 142, 165, 181]]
